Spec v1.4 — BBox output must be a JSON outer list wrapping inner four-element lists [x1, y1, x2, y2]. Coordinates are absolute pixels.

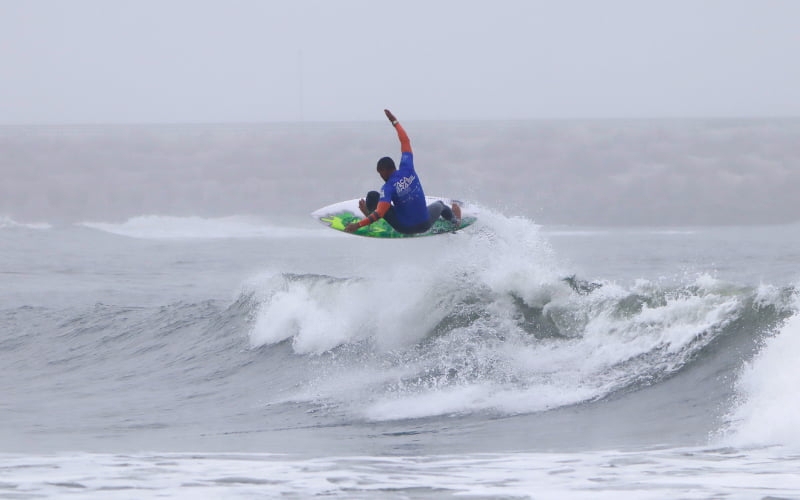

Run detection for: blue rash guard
[[379, 152, 429, 229]]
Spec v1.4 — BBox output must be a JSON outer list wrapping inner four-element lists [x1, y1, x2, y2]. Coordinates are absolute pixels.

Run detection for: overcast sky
[[2, 0, 799, 123]]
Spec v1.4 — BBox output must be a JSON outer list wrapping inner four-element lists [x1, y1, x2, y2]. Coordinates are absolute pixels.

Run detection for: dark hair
[[376, 156, 396, 172]]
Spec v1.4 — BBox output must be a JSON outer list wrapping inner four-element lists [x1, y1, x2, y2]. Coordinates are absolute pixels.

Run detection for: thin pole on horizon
[[297, 49, 305, 123]]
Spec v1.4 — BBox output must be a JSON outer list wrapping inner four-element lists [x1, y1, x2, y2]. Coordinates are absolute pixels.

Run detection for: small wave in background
[[0, 215, 51, 230], [79, 215, 330, 240]]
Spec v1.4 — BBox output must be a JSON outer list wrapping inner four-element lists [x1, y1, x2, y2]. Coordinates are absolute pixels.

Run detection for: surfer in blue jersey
[[345, 109, 461, 234]]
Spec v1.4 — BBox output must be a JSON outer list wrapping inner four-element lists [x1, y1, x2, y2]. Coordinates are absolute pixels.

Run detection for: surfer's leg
[[426, 201, 445, 226], [365, 191, 380, 213], [427, 201, 460, 226]]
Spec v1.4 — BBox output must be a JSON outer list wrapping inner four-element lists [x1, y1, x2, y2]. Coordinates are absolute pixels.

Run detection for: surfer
[[345, 109, 461, 234]]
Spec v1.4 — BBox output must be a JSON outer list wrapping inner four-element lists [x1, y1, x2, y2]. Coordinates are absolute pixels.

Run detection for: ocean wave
[[0, 215, 52, 230], [243, 210, 792, 422], [78, 215, 333, 240], [246, 272, 787, 424]]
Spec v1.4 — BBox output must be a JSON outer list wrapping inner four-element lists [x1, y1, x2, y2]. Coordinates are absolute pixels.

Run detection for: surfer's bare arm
[[385, 109, 411, 154], [345, 202, 391, 233]]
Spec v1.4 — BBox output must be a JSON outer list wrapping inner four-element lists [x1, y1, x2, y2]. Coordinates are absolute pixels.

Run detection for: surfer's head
[[376, 156, 396, 181]]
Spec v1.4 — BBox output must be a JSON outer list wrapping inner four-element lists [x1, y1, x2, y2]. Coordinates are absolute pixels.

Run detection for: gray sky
[[2, 0, 799, 124]]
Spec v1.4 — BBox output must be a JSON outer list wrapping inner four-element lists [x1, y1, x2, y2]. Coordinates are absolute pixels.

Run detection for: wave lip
[[79, 215, 331, 240]]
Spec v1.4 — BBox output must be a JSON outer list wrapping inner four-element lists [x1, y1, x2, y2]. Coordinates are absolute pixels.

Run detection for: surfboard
[[311, 196, 478, 238]]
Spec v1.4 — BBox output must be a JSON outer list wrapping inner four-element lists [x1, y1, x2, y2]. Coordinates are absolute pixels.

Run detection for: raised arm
[[385, 109, 411, 153], [343, 110, 410, 233]]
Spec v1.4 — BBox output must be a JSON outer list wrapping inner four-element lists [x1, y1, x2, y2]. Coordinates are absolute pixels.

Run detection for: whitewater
[[2, 121, 800, 498]]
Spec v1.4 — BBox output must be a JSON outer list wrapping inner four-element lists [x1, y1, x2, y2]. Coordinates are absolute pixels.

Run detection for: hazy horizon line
[[2, 114, 800, 128]]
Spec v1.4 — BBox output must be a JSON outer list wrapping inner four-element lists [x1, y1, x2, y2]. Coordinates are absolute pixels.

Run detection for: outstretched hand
[[345, 222, 360, 233], [384, 109, 398, 124]]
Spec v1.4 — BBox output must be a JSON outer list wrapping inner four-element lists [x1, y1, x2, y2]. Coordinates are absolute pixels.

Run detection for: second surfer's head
[[376, 156, 396, 181]]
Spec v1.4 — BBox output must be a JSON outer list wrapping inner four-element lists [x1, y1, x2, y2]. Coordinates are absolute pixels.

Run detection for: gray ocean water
[[2, 121, 800, 498]]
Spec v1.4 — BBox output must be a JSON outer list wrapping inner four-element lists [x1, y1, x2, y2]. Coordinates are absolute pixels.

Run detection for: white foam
[[365, 384, 495, 420], [247, 259, 453, 355], [247, 209, 552, 355], [248, 271, 376, 354], [723, 289, 800, 450], [2, 448, 799, 499], [79, 215, 330, 240]]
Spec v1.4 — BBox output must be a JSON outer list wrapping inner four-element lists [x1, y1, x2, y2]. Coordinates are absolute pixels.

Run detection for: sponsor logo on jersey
[[395, 175, 417, 196]]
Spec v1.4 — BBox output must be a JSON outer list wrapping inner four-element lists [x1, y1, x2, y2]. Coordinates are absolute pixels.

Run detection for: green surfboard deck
[[312, 196, 478, 238]]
